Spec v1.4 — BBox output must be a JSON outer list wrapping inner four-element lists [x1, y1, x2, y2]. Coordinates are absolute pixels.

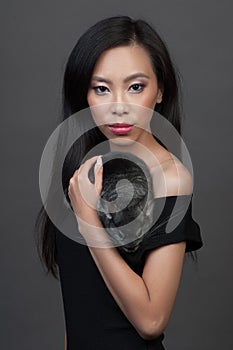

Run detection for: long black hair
[[34, 15, 196, 280]]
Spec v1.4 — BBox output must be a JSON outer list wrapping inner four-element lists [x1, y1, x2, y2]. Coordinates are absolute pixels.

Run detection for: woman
[[35, 16, 203, 349]]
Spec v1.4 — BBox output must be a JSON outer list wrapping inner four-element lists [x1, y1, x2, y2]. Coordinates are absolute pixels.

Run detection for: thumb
[[94, 156, 103, 195]]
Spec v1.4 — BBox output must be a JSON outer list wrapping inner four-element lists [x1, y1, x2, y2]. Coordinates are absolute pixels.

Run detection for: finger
[[74, 164, 83, 175], [76, 156, 103, 209], [81, 155, 102, 178], [94, 161, 103, 195], [68, 184, 73, 198], [82, 155, 100, 166], [94, 155, 103, 170]]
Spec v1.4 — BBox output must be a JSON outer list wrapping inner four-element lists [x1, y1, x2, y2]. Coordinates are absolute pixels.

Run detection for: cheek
[[88, 103, 109, 127], [87, 90, 95, 107], [137, 98, 155, 112], [92, 113, 102, 126], [137, 90, 157, 109]]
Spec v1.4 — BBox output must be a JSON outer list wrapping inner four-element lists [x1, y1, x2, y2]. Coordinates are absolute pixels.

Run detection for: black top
[[56, 194, 203, 350]]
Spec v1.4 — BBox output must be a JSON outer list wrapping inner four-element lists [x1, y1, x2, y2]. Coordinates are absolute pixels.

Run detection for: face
[[87, 45, 163, 148]]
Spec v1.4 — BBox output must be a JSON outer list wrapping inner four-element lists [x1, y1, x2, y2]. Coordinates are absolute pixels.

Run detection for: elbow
[[138, 316, 167, 341]]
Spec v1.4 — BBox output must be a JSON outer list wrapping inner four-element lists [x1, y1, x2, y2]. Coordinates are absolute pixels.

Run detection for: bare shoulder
[[151, 152, 193, 197], [164, 155, 193, 195]]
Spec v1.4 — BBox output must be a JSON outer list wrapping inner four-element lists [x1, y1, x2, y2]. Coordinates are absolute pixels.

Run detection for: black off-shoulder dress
[[55, 194, 203, 350]]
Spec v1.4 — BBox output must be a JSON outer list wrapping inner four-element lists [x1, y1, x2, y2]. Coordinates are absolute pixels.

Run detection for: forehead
[[91, 45, 155, 76]]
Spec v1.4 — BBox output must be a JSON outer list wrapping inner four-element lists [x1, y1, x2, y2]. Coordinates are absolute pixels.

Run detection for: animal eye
[[92, 86, 109, 95], [129, 83, 145, 93]]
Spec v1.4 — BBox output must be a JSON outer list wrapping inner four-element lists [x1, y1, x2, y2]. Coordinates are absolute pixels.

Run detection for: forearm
[[88, 244, 158, 337], [64, 330, 67, 350], [77, 212, 160, 338]]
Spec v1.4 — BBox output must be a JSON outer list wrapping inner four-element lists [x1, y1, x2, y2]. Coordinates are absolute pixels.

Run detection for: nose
[[110, 102, 129, 116]]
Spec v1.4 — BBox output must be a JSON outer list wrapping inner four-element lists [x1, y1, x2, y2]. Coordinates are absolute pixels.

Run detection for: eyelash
[[92, 83, 146, 95]]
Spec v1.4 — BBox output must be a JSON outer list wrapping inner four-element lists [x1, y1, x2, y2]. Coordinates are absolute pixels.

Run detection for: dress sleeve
[[139, 194, 203, 262]]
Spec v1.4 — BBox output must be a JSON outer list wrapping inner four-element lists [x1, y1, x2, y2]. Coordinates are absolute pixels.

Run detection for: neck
[[108, 134, 161, 168]]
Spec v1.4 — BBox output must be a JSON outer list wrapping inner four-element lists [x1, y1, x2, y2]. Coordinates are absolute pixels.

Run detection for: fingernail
[[95, 156, 102, 169]]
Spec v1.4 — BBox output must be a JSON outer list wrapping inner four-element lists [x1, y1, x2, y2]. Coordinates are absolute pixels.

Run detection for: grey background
[[1, 0, 232, 349]]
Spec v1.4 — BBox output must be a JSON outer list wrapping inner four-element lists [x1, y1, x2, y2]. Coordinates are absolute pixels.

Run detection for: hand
[[68, 156, 111, 246], [68, 155, 103, 224]]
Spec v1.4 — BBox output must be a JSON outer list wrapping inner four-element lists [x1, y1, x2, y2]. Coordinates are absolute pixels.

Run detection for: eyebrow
[[91, 73, 150, 84]]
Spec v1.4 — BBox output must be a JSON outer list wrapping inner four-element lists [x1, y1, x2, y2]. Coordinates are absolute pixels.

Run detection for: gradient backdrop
[[1, 0, 232, 349]]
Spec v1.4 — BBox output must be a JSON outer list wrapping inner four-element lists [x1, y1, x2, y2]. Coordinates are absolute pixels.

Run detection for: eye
[[92, 86, 109, 95], [129, 83, 145, 93]]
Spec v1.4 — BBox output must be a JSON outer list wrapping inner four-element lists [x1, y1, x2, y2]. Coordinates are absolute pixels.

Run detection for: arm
[[88, 239, 186, 340], [64, 330, 67, 350], [68, 156, 192, 340]]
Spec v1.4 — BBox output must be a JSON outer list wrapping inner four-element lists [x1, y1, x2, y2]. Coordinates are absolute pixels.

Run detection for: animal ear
[[141, 199, 155, 233], [97, 197, 116, 219], [145, 199, 154, 218]]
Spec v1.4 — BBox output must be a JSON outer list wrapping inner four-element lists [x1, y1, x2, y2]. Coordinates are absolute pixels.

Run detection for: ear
[[156, 88, 163, 104]]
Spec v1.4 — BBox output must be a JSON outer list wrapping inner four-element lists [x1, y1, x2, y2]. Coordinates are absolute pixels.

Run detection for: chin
[[108, 136, 137, 148]]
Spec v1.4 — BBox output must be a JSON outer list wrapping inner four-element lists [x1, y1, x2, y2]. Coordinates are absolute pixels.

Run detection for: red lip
[[108, 123, 133, 135], [109, 123, 132, 127]]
